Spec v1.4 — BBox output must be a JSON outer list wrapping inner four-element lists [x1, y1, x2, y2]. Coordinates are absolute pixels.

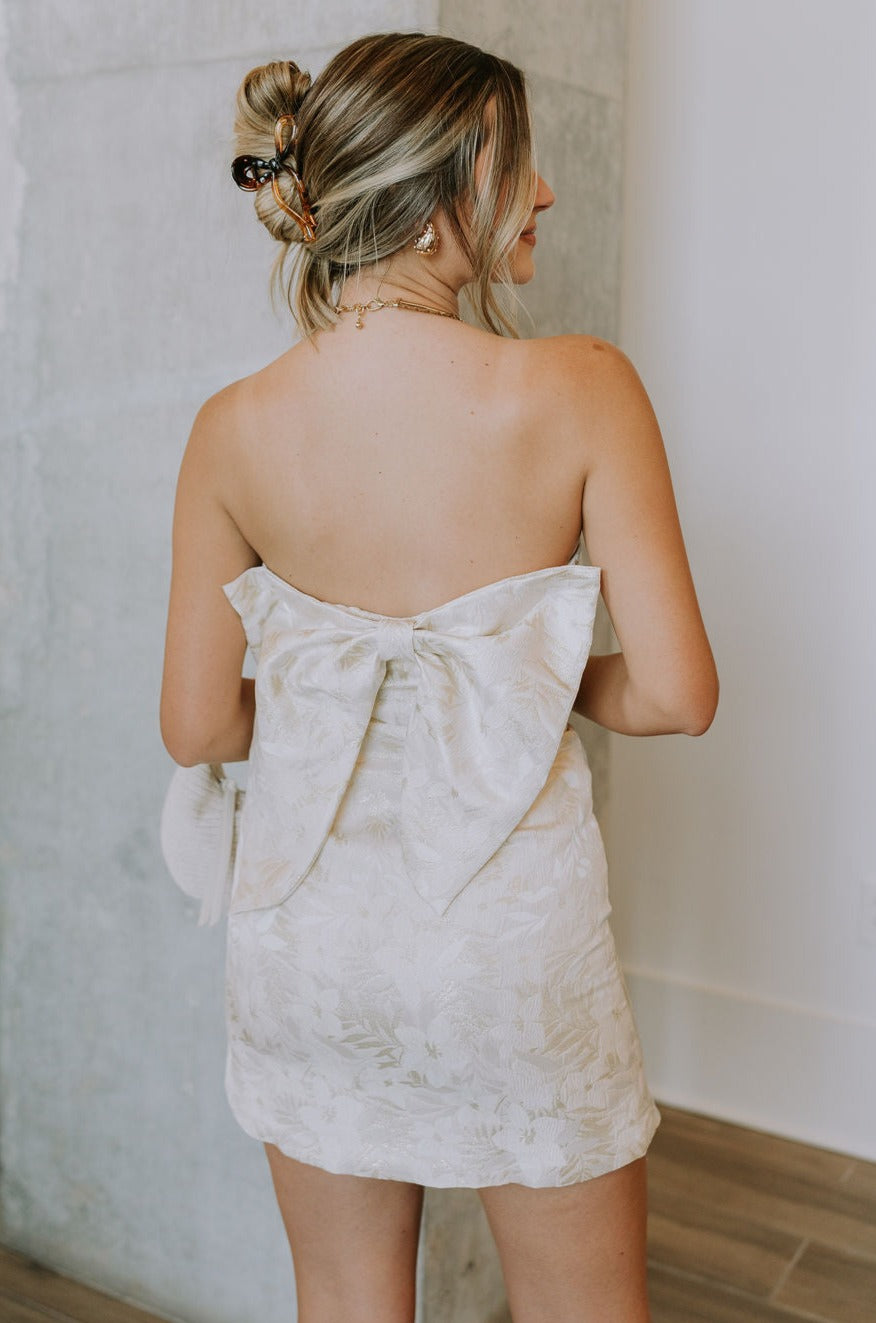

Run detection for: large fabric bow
[[222, 562, 601, 918]]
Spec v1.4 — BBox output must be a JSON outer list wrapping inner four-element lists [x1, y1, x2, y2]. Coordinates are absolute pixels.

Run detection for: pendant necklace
[[333, 297, 461, 330]]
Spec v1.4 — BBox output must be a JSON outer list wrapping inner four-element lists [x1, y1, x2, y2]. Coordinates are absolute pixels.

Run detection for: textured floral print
[[220, 553, 660, 1188]]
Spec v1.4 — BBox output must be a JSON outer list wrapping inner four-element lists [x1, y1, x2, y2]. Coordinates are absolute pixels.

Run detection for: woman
[[161, 30, 717, 1323]]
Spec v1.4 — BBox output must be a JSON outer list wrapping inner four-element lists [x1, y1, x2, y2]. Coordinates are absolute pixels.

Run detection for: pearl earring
[[412, 219, 439, 256]]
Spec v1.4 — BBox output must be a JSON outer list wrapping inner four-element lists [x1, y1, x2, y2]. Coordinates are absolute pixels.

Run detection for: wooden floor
[[647, 1105, 876, 1322], [1, 1104, 874, 1322]]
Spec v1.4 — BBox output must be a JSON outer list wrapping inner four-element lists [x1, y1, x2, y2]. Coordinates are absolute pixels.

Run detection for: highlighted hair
[[232, 32, 537, 337]]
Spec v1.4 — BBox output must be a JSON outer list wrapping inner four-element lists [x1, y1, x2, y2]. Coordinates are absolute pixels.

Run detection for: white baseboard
[[624, 966, 876, 1162]]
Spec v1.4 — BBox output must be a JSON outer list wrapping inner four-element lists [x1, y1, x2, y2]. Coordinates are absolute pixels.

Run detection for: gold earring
[[412, 219, 439, 256]]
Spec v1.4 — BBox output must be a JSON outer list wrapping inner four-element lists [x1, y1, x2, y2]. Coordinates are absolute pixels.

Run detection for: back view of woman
[[161, 31, 718, 1323]]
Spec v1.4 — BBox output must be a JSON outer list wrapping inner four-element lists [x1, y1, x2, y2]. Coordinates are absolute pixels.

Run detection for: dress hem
[[226, 1096, 662, 1190]]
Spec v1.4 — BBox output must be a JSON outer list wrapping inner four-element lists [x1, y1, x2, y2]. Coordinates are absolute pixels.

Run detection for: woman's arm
[[160, 387, 261, 766], [566, 338, 718, 736]]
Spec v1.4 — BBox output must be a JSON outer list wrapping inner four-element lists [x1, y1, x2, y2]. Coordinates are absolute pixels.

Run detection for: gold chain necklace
[[333, 297, 461, 330]]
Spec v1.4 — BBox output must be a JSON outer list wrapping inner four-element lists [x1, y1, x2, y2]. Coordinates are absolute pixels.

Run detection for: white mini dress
[[221, 543, 660, 1188]]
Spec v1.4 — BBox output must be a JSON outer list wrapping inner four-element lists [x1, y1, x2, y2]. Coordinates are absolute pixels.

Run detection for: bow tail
[[398, 607, 597, 918], [228, 655, 387, 914]]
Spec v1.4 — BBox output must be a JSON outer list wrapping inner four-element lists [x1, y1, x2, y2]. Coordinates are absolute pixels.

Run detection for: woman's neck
[[337, 258, 463, 318]]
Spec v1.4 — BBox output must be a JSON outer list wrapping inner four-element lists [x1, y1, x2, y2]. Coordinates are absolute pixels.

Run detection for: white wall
[[613, 0, 876, 1159]]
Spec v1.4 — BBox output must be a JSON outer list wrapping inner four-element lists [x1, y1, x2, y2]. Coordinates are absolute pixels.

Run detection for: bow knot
[[374, 618, 417, 662]]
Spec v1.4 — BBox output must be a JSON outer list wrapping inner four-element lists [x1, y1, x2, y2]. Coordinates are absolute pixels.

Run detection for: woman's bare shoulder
[[509, 333, 650, 450], [521, 332, 639, 389], [186, 346, 300, 452]]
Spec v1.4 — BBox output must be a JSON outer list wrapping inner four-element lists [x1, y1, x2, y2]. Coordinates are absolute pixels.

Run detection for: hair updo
[[232, 32, 537, 337]]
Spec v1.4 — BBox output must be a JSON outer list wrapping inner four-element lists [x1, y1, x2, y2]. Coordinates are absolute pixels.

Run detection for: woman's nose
[[534, 174, 556, 212]]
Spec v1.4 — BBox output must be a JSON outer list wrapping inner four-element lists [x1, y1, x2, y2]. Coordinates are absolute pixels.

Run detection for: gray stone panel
[[522, 74, 624, 342], [517, 71, 624, 828], [0, 427, 49, 715], [440, 0, 627, 101], [420, 1187, 511, 1323], [12, 55, 311, 418], [0, 402, 299, 1323], [6, 0, 437, 80]]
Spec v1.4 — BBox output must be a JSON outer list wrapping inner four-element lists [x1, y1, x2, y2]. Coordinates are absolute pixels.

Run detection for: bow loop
[[222, 563, 601, 917]]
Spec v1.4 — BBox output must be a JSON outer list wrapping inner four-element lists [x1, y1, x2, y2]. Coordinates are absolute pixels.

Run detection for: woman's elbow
[[682, 706, 716, 737], [160, 680, 254, 765], [160, 719, 206, 768], [160, 695, 213, 767], [645, 658, 719, 737], [679, 668, 720, 736]]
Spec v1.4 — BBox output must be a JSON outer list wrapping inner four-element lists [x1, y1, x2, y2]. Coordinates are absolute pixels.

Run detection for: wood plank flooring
[[1, 1103, 874, 1322], [0, 1246, 169, 1322], [648, 1105, 876, 1322]]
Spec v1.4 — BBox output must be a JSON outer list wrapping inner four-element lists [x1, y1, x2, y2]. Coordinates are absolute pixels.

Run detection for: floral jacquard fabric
[[220, 551, 660, 1188]]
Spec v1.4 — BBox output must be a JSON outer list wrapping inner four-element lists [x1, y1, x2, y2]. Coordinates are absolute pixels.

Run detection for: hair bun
[[284, 61, 313, 115], [233, 60, 313, 241], [240, 58, 312, 120]]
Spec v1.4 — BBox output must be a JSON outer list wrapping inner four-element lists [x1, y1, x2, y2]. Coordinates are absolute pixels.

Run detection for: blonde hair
[[232, 32, 537, 337]]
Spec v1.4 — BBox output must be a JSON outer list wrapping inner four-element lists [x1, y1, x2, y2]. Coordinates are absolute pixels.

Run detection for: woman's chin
[[509, 260, 536, 286]]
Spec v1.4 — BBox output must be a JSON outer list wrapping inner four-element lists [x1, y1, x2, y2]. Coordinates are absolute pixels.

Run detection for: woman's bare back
[[220, 313, 593, 617], [162, 316, 714, 768]]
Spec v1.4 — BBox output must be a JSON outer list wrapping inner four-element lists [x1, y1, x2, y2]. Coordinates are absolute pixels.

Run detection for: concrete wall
[[613, 0, 876, 1159], [1, 2, 629, 1320], [0, 6, 436, 1323]]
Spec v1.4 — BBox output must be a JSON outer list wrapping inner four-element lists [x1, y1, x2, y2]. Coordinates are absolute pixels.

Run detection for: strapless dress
[[220, 542, 659, 1188]]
